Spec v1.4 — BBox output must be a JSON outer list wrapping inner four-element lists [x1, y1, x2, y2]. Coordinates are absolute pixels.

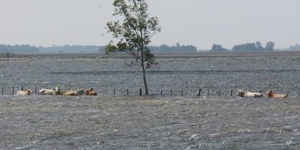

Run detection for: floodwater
[[0, 56, 299, 96], [1, 54, 300, 149]]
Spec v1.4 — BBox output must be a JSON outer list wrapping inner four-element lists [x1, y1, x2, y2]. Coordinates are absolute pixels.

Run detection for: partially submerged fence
[[1, 86, 237, 97]]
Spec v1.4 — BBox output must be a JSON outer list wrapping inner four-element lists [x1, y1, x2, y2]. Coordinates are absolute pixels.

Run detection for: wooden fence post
[[219, 90, 221, 96], [198, 89, 201, 96], [181, 89, 183, 96], [170, 89, 172, 96], [2, 87, 4, 95], [207, 89, 209, 97], [139, 88, 142, 96], [231, 90, 233, 96], [12, 87, 14, 95], [35, 87, 37, 94], [160, 90, 163, 95], [127, 89, 129, 95]]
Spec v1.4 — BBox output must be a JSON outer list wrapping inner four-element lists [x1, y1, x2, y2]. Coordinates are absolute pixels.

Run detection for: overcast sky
[[0, 0, 299, 50]]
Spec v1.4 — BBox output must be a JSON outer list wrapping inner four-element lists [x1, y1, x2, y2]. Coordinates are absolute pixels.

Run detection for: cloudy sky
[[0, 0, 299, 50]]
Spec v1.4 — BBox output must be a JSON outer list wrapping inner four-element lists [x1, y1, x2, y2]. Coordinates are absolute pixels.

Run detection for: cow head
[[236, 89, 245, 97]]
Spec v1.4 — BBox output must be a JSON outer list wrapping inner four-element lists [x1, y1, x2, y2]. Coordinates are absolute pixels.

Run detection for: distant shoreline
[[1, 51, 300, 60]]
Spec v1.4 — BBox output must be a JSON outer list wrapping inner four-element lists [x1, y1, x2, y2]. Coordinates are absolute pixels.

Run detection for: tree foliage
[[105, 0, 161, 94]]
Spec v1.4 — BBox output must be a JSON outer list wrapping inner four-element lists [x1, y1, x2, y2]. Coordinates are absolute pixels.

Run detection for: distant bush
[[210, 44, 229, 52]]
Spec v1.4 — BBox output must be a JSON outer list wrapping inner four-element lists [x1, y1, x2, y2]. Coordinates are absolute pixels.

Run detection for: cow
[[63, 88, 86, 96], [62, 90, 77, 96], [266, 90, 289, 98], [86, 88, 97, 96], [38, 87, 62, 95], [236, 89, 263, 98], [16, 89, 33, 96]]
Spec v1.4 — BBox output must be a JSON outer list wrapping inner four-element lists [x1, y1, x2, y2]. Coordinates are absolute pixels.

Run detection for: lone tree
[[105, 0, 161, 95]]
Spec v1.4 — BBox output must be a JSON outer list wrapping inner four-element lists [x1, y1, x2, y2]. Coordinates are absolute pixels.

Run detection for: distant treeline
[[210, 41, 275, 52], [0, 44, 39, 53], [149, 43, 197, 53], [289, 44, 300, 51], [2, 42, 300, 54], [40, 44, 197, 53], [38, 45, 105, 53], [0, 43, 197, 54]]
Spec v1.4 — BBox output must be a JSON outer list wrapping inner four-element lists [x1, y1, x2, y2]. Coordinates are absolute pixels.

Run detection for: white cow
[[237, 89, 263, 98], [16, 89, 33, 96], [38, 87, 62, 95]]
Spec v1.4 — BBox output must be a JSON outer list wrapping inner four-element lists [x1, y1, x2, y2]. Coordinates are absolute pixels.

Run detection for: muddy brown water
[[0, 54, 300, 149]]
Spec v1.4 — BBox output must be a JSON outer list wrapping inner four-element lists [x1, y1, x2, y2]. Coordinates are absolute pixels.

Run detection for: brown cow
[[62, 90, 78, 96], [86, 88, 97, 96], [62, 88, 86, 96], [266, 90, 289, 98]]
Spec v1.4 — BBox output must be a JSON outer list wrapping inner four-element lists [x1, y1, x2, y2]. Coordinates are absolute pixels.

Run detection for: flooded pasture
[[1, 53, 300, 149]]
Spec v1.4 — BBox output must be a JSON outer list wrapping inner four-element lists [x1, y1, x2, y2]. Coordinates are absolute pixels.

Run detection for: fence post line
[[198, 89, 201, 96], [139, 88, 142, 96], [160, 90, 163, 95], [12, 87, 14, 95], [231, 90, 233, 96]]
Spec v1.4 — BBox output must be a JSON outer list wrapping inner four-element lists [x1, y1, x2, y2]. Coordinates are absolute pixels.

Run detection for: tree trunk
[[141, 63, 148, 95]]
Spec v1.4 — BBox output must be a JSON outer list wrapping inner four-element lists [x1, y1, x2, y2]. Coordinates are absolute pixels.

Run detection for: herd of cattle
[[15, 87, 97, 96], [236, 89, 289, 98], [15, 86, 289, 98]]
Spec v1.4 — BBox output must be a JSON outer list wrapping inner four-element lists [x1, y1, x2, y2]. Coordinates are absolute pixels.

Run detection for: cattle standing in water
[[16, 89, 33, 96], [38, 87, 62, 95], [236, 89, 263, 98], [62, 90, 77, 96], [266, 90, 289, 98], [63, 88, 86, 96], [86, 88, 97, 96]]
